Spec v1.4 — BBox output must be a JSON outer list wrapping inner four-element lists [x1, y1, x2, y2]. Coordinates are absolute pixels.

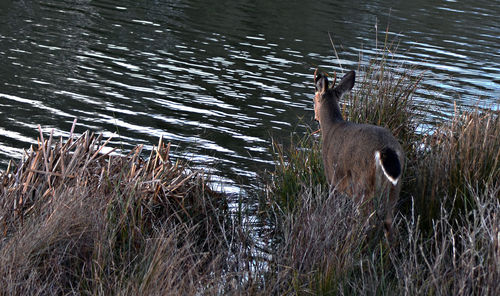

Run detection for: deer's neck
[[319, 99, 344, 133]]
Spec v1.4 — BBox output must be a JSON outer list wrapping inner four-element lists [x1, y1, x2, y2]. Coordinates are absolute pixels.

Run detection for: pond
[[0, 0, 498, 193]]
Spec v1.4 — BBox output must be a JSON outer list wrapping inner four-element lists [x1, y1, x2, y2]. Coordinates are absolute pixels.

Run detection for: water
[[0, 0, 499, 192]]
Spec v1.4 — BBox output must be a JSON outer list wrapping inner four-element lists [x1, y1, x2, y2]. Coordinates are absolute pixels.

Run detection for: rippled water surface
[[0, 0, 499, 191]]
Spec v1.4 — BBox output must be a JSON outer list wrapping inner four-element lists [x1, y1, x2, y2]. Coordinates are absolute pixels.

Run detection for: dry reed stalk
[[0, 125, 232, 295], [1, 127, 224, 227]]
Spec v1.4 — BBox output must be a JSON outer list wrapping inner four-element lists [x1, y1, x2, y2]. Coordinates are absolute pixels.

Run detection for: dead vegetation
[[0, 106, 498, 296], [0, 124, 238, 295]]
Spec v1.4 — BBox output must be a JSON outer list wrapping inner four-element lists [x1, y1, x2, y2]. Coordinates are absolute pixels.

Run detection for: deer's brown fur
[[313, 70, 404, 238]]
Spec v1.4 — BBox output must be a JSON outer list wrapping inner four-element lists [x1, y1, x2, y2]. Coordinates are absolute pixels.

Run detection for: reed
[[409, 106, 500, 227], [0, 126, 237, 295]]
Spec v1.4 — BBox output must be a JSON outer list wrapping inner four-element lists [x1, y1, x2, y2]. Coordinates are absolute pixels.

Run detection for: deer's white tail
[[374, 148, 401, 186]]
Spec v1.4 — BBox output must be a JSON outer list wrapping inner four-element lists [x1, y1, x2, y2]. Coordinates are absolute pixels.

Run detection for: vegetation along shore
[[1, 46, 499, 295]]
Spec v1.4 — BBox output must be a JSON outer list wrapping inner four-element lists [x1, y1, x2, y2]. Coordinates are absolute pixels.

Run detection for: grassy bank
[[1, 54, 499, 295], [263, 108, 499, 295], [0, 128, 249, 295], [262, 49, 500, 294]]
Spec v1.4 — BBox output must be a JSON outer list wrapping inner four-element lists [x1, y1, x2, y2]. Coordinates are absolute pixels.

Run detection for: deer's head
[[313, 70, 355, 123]]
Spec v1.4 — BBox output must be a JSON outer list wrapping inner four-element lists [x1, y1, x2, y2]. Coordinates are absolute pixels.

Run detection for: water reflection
[[0, 0, 498, 191]]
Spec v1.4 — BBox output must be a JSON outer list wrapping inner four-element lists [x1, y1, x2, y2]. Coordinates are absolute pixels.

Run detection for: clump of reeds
[[0, 125, 237, 295], [270, 181, 500, 295], [260, 185, 375, 294], [410, 106, 500, 225], [391, 187, 500, 295]]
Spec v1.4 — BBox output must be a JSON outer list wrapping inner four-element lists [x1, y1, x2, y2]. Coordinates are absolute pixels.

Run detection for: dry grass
[[260, 177, 499, 295], [409, 106, 500, 227], [0, 125, 244, 295], [262, 108, 499, 295]]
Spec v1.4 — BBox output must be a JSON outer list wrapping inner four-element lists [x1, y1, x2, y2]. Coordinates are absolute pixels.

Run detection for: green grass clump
[[264, 128, 327, 215], [410, 108, 500, 224]]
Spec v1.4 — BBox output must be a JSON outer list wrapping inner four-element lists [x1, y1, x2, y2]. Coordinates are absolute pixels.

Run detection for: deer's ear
[[314, 72, 329, 93], [334, 70, 355, 97]]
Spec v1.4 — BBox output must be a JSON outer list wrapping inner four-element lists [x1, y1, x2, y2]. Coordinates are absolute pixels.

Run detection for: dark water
[[0, 0, 499, 192]]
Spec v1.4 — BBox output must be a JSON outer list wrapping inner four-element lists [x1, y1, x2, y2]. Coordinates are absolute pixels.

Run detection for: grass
[[410, 107, 500, 227], [265, 128, 327, 215], [0, 127, 242, 295], [261, 42, 500, 294], [1, 40, 499, 295]]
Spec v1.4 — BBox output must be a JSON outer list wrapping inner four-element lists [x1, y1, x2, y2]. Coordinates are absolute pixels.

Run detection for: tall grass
[[258, 178, 499, 295], [262, 41, 500, 294], [0, 127, 246, 295], [410, 107, 500, 227]]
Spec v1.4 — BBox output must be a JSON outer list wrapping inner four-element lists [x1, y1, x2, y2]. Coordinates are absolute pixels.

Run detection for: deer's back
[[321, 121, 404, 193]]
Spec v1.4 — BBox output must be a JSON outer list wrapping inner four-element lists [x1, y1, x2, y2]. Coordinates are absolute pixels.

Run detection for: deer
[[313, 69, 404, 239]]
